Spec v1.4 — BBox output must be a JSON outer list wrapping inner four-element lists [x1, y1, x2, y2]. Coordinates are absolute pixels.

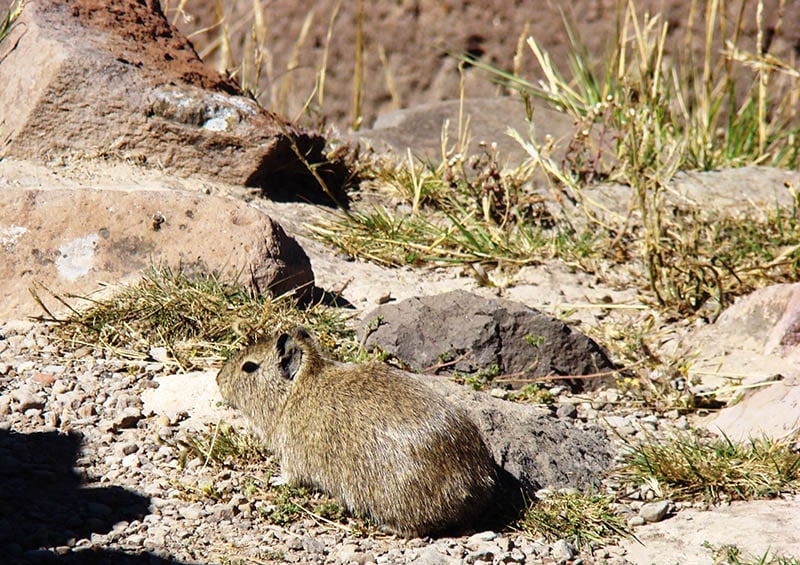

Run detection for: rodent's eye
[[241, 361, 260, 373]]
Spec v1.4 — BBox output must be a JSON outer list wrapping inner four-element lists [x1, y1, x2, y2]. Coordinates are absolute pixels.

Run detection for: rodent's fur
[[216, 327, 498, 537]]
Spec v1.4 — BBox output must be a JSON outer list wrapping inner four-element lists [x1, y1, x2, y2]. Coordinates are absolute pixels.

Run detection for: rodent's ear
[[276, 332, 303, 381]]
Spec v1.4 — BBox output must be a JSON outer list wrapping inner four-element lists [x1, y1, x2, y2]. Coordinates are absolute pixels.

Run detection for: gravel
[[0, 319, 691, 564]]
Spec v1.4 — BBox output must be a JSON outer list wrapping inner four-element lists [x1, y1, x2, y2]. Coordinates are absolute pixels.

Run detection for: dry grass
[[615, 431, 800, 502], [32, 266, 355, 370], [518, 490, 630, 548]]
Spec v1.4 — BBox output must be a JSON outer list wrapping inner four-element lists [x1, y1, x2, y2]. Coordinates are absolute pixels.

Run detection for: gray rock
[[550, 539, 577, 561], [556, 404, 578, 419], [302, 535, 326, 554], [416, 373, 613, 493], [178, 503, 204, 521], [361, 290, 616, 392], [412, 547, 463, 565], [639, 500, 671, 523]]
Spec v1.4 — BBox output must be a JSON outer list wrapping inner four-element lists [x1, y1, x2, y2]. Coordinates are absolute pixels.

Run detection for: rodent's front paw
[[269, 473, 290, 486]]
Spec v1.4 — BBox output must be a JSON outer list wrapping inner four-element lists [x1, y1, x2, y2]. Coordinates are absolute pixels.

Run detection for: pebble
[[551, 539, 577, 562], [556, 403, 578, 419], [640, 500, 671, 523]]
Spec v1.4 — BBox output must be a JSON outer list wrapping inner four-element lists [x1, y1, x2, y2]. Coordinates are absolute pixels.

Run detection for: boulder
[[361, 289, 616, 392], [417, 373, 613, 493], [686, 283, 800, 441], [356, 97, 577, 170], [0, 0, 337, 201], [0, 186, 314, 319]]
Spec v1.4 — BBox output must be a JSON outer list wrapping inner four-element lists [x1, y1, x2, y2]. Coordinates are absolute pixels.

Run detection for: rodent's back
[[217, 328, 497, 537]]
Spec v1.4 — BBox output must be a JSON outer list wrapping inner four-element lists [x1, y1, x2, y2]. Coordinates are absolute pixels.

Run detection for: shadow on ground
[[0, 429, 187, 564]]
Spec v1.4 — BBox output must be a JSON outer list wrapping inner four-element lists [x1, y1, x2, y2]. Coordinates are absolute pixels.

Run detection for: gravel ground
[[0, 319, 699, 565]]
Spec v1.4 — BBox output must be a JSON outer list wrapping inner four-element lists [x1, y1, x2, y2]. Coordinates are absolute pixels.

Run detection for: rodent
[[216, 326, 498, 537]]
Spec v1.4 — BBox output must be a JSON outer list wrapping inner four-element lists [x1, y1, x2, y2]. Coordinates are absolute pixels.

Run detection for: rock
[[141, 371, 241, 430], [639, 501, 671, 523], [627, 515, 646, 527], [0, 186, 314, 318], [0, 0, 335, 199], [302, 535, 325, 554], [685, 283, 800, 440], [178, 503, 204, 521], [550, 539, 577, 561], [416, 373, 613, 494], [620, 498, 800, 565], [412, 547, 463, 565], [114, 406, 143, 429], [357, 98, 576, 170], [467, 531, 498, 545], [10, 388, 45, 412], [361, 290, 616, 392], [556, 404, 578, 419]]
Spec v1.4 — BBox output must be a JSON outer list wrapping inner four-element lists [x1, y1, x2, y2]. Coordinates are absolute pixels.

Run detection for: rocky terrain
[[1, 1, 799, 565]]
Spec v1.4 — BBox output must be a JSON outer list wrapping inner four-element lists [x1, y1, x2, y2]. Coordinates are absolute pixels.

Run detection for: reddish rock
[[0, 186, 314, 319], [0, 0, 332, 198], [686, 283, 800, 441], [32, 373, 57, 385]]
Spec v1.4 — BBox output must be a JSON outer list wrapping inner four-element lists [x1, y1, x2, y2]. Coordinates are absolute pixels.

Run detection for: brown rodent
[[216, 326, 498, 537]]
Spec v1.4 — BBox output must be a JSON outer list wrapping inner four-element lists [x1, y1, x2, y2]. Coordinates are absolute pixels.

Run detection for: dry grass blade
[[179, 422, 268, 466]]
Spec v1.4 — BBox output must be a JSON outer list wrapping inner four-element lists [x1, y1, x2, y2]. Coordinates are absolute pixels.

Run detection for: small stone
[[178, 503, 204, 521], [16, 360, 36, 373], [121, 453, 140, 468], [627, 515, 646, 527], [302, 535, 325, 554], [149, 347, 170, 363], [489, 388, 508, 399], [115, 406, 143, 429], [467, 544, 499, 563], [639, 500, 671, 523], [32, 372, 57, 385], [550, 539, 577, 561], [338, 543, 375, 565], [11, 387, 45, 411], [284, 535, 303, 550], [412, 547, 462, 565], [556, 403, 577, 419], [467, 531, 498, 545]]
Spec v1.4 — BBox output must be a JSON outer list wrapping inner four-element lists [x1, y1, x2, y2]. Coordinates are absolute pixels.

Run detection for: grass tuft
[[518, 490, 630, 548], [32, 266, 354, 370], [615, 431, 800, 502]]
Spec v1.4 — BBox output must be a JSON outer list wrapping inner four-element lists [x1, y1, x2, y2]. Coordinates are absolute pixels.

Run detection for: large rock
[[685, 283, 800, 441], [356, 97, 577, 169], [418, 373, 613, 493], [360, 290, 616, 392], [0, 185, 314, 319], [0, 0, 335, 200]]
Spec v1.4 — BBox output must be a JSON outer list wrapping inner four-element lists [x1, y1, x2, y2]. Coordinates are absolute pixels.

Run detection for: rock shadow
[[0, 429, 186, 564]]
